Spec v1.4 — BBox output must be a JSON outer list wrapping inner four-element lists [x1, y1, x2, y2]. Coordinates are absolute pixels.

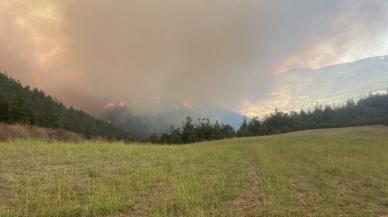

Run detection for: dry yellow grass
[[0, 124, 84, 142]]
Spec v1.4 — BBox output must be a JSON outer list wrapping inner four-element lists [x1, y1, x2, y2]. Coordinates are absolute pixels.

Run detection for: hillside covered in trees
[[152, 93, 388, 144], [0, 72, 126, 139], [2, 70, 388, 143], [237, 94, 388, 137]]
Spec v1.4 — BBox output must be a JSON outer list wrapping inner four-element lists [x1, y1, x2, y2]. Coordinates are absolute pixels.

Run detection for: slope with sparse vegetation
[[1, 126, 387, 217]]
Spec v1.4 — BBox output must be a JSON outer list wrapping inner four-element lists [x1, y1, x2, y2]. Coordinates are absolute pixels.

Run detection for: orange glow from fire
[[182, 100, 194, 110], [103, 101, 126, 109]]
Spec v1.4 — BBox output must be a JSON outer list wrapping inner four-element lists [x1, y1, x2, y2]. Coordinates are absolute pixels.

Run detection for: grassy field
[[1, 126, 388, 217]]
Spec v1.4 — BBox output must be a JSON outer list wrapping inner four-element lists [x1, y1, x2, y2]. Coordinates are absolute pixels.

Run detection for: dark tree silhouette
[[0, 71, 127, 139]]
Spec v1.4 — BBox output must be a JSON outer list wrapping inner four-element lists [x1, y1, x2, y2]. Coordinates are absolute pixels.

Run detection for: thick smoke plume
[[1, 0, 388, 115]]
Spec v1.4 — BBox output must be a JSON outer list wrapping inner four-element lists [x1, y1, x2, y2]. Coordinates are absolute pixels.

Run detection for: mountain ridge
[[245, 55, 388, 117]]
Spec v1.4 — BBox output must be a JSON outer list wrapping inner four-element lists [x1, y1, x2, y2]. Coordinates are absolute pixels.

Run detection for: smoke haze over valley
[[1, 0, 388, 130]]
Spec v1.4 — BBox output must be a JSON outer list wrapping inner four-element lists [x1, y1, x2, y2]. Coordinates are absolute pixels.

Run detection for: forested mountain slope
[[0, 72, 126, 139]]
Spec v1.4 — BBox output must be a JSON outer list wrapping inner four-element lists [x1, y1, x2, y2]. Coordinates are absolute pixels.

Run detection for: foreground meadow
[[1, 126, 388, 217]]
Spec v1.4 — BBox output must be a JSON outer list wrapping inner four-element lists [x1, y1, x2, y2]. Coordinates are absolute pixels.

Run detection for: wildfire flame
[[103, 100, 126, 109]]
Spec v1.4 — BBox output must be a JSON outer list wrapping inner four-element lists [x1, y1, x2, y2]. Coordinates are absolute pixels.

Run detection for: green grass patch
[[1, 126, 388, 216]]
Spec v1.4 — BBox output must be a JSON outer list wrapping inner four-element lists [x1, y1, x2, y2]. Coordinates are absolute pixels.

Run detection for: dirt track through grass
[[232, 156, 262, 217], [1, 126, 388, 217]]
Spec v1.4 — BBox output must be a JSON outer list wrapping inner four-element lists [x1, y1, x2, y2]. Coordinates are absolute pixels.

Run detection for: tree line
[[148, 117, 235, 144], [237, 94, 388, 137], [2, 70, 388, 143], [0, 71, 127, 139], [149, 93, 388, 144]]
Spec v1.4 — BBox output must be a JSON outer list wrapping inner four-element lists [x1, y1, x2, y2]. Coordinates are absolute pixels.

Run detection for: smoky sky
[[1, 0, 388, 115]]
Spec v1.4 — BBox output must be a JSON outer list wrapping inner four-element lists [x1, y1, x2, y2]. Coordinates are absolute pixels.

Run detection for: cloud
[[1, 0, 388, 115]]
